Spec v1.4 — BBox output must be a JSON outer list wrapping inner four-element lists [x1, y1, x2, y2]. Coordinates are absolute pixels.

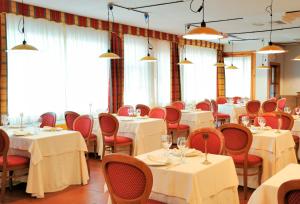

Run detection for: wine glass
[[177, 137, 187, 163], [295, 108, 300, 116], [1, 114, 9, 128], [258, 117, 266, 129], [284, 107, 291, 114], [241, 116, 249, 127], [136, 109, 141, 117], [128, 107, 133, 117], [161, 135, 172, 157], [33, 117, 42, 134]]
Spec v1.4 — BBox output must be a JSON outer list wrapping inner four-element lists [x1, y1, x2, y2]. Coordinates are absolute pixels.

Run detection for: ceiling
[[16, 0, 300, 44]]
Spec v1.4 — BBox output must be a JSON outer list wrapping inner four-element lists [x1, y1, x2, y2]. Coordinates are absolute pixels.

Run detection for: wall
[[224, 41, 269, 101]]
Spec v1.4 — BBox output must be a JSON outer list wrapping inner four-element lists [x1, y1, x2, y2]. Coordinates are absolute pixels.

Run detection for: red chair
[[269, 97, 277, 101], [211, 99, 230, 126], [171, 101, 185, 110], [262, 100, 277, 113], [253, 113, 279, 129], [238, 100, 261, 124], [216, 96, 227, 104], [278, 179, 300, 204], [165, 106, 190, 143], [102, 154, 165, 204], [98, 113, 133, 159], [220, 123, 263, 200], [117, 105, 134, 116], [0, 129, 29, 201], [65, 111, 80, 130], [188, 127, 224, 154], [40, 112, 56, 127], [277, 98, 287, 112], [149, 107, 166, 119], [233, 96, 242, 104], [195, 101, 211, 111], [136, 104, 150, 116]]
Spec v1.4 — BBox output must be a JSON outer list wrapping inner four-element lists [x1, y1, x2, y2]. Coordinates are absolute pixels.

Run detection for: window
[[180, 45, 217, 104], [123, 35, 170, 106], [224, 56, 251, 98], [6, 14, 109, 121]]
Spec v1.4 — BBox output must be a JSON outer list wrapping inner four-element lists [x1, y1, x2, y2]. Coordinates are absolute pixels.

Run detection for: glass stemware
[[33, 117, 42, 134], [241, 116, 249, 127], [202, 133, 211, 165], [177, 137, 187, 163], [161, 135, 172, 157], [284, 107, 291, 114], [257, 117, 266, 129], [295, 107, 300, 116], [136, 109, 141, 117]]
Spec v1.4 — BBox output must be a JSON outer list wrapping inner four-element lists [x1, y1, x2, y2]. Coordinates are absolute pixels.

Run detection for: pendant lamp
[[178, 26, 193, 65], [257, 0, 285, 54], [183, 0, 223, 40], [11, 0, 38, 51], [140, 13, 157, 62], [226, 41, 238, 69], [99, 4, 120, 59]]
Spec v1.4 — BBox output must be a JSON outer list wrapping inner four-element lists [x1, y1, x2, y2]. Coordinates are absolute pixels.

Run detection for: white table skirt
[[248, 164, 300, 204], [93, 117, 167, 157], [218, 104, 247, 123], [180, 111, 215, 132]]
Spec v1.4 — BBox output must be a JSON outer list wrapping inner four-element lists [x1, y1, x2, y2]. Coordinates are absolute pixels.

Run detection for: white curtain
[[180, 45, 217, 104], [6, 14, 109, 122], [224, 56, 251, 98]]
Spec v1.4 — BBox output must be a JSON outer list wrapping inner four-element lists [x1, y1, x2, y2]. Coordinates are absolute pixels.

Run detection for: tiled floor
[[3, 158, 253, 204]]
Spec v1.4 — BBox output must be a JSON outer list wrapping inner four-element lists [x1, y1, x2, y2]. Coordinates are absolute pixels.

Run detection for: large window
[[224, 56, 251, 98], [7, 14, 109, 121], [180, 45, 217, 104], [123, 35, 170, 106]]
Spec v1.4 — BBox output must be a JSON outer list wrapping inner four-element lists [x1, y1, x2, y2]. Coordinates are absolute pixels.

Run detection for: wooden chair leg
[[258, 165, 262, 185], [8, 171, 13, 192], [1, 166, 7, 201], [94, 141, 97, 158], [101, 144, 106, 160], [129, 144, 133, 156], [243, 167, 248, 200]]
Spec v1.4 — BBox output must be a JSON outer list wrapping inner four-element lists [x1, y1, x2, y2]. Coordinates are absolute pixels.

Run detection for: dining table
[[292, 115, 300, 157], [218, 103, 247, 123], [93, 116, 167, 157], [180, 110, 215, 132], [136, 149, 239, 204], [248, 163, 300, 204], [4, 126, 89, 198]]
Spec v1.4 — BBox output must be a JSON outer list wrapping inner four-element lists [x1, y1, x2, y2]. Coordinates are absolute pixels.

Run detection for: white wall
[[224, 41, 269, 101]]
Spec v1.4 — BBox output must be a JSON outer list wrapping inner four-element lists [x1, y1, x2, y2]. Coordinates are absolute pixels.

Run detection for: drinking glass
[[33, 117, 42, 134], [177, 137, 187, 163], [241, 116, 249, 127], [258, 117, 266, 129], [1, 114, 9, 128], [295, 108, 300, 116], [161, 135, 172, 157], [136, 109, 141, 117], [128, 107, 133, 116], [284, 107, 291, 114]]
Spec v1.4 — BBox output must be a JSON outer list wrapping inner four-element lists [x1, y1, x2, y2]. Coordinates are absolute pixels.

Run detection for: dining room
[[1, 0, 300, 204]]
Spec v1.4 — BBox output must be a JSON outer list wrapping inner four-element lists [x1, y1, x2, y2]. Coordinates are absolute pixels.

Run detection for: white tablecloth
[[292, 117, 300, 158], [93, 116, 167, 157], [218, 104, 246, 123], [180, 110, 215, 132], [136, 149, 239, 204], [6, 128, 89, 198], [248, 163, 300, 204], [242, 129, 297, 188]]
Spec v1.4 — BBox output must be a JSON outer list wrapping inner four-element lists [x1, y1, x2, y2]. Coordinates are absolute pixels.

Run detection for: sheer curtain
[[224, 56, 251, 98], [180, 45, 217, 104], [6, 14, 109, 122]]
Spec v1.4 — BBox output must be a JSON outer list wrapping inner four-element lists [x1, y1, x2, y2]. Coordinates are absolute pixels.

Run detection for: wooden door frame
[[223, 51, 256, 99], [268, 62, 281, 98]]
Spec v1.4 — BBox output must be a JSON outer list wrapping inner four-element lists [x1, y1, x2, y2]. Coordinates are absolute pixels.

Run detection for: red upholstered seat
[[0, 155, 29, 167], [147, 199, 165, 204], [293, 135, 299, 143], [286, 191, 300, 204], [231, 154, 262, 166], [168, 123, 189, 130], [104, 136, 132, 144]]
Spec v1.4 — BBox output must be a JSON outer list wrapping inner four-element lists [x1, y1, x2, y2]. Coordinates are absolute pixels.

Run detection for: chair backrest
[[148, 107, 166, 119], [253, 113, 279, 129], [277, 98, 287, 112], [216, 96, 227, 104], [188, 127, 224, 154], [210, 99, 218, 113], [233, 96, 242, 104], [246, 100, 261, 115], [274, 112, 294, 130], [278, 179, 300, 204], [98, 113, 119, 138], [165, 106, 181, 125], [220, 123, 252, 156], [0, 130, 9, 163], [262, 100, 277, 113], [117, 105, 133, 116], [65, 111, 80, 130], [40, 112, 56, 128], [73, 115, 93, 139], [102, 154, 153, 204], [135, 104, 150, 116], [195, 101, 211, 111], [269, 97, 277, 101], [171, 101, 185, 110]]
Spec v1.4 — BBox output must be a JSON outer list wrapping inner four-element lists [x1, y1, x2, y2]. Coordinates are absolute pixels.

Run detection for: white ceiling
[[16, 0, 300, 44]]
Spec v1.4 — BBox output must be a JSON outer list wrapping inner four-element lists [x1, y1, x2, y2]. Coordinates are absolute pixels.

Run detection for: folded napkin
[[13, 130, 31, 136], [147, 155, 168, 165], [172, 148, 202, 157]]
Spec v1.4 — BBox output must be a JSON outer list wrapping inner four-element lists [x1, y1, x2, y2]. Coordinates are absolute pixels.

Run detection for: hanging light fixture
[[257, 0, 285, 54], [140, 13, 157, 62], [183, 0, 223, 40], [226, 41, 238, 69], [293, 55, 300, 61], [99, 3, 120, 59], [10, 0, 38, 51], [214, 39, 225, 67], [178, 26, 193, 65]]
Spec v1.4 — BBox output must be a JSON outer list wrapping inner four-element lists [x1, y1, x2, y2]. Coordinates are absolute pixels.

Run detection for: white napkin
[[146, 155, 168, 165], [172, 148, 202, 157], [13, 130, 30, 136]]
